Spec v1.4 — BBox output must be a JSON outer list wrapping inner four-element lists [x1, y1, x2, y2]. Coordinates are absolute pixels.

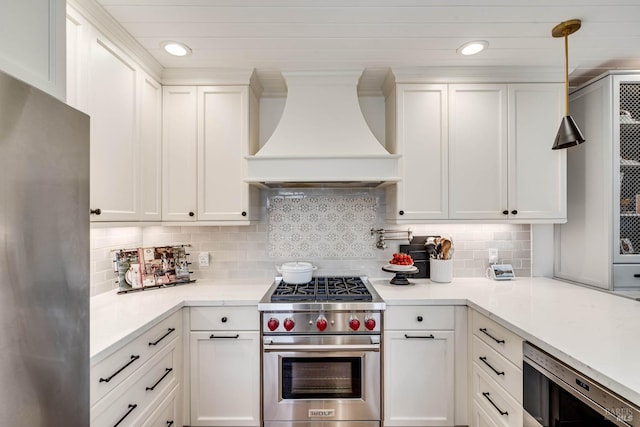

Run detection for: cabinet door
[[0, 0, 65, 99], [384, 330, 455, 426], [139, 74, 162, 221], [163, 86, 198, 221], [508, 84, 566, 221], [88, 33, 138, 221], [190, 331, 260, 426], [449, 84, 508, 220], [389, 84, 448, 221], [197, 86, 251, 221]]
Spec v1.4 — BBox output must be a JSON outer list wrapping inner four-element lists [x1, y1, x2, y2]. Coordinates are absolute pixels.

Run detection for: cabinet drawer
[[472, 364, 522, 427], [472, 310, 522, 368], [190, 306, 259, 331], [472, 336, 522, 402], [471, 399, 500, 427], [613, 264, 640, 288], [91, 310, 182, 405], [91, 340, 181, 427], [384, 306, 454, 330], [140, 384, 181, 427]]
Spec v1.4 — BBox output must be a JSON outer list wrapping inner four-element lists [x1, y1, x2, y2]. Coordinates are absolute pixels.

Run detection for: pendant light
[[551, 19, 585, 150]]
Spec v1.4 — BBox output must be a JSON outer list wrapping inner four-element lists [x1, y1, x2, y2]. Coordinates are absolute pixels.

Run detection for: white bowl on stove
[[277, 261, 317, 284]]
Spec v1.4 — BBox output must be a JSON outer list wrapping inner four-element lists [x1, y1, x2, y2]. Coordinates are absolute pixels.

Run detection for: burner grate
[[270, 276, 372, 302]]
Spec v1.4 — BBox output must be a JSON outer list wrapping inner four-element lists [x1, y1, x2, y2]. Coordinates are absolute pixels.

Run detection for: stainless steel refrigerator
[[0, 70, 89, 426]]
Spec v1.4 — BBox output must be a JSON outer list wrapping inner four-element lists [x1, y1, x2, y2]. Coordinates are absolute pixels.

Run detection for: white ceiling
[[96, 0, 640, 93]]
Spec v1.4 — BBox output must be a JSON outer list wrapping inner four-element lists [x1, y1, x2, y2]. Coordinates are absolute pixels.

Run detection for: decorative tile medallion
[[268, 193, 378, 258]]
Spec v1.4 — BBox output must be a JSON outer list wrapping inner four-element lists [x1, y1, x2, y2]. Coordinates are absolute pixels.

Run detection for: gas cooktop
[[258, 276, 385, 312], [270, 276, 373, 302]]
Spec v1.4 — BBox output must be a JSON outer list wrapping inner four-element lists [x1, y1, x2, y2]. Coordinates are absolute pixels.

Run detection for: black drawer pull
[[99, 355, 140, 383], [167, 422, 174, 427], [482, 392, 508, 416], [479, 328, 505, 344], [479, 356, 505, 376], [146, 368, 173, 391], [404, 334, 435, 339], [114, 404, 137, 427], [149, 328, 176, 346], [209, 334, 240, 339], [633, 274, 640, 278]]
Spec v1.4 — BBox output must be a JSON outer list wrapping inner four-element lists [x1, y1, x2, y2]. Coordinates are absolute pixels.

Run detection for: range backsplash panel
[[268, 192, 378, 258]]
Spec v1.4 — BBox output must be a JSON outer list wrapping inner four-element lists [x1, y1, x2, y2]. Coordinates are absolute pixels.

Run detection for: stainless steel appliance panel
[[523, 342, 640, 427], [263, 335, 381, 423], [0, 70, 90, 426]]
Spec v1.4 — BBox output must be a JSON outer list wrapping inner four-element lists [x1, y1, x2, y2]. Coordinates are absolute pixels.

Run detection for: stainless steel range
[[258, 276, 385, 427]]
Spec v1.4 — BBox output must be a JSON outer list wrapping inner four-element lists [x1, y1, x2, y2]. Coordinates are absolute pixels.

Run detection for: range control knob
[[349, 317, 361, 331], [267, 318, 279, 331], [364, 317, 376, 331], [283, 318, 295, 331], [316, 315, 328, 332]]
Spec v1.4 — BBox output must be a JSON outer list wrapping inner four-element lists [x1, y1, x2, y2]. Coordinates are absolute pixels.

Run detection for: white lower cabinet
[[189, 307, 260, 427], [384, 306, 455, 426], [469, 310, 523, 427], [90, 311, 183, 426]]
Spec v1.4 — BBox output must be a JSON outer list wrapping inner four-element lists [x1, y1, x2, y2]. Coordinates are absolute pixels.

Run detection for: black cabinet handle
[[146, 368, 173, 391], [511, 209, 518, 215], [633, 274, 640, 278], [502, 210, 508, 215], [209, 334, 240, 339], [241, 211, 247, 216], [482, 392, 508, 416], [149, 328, 176, 346], [479, 356, 505, 376], [114, 404, 138, 427], [399, 210, 405, 215], [416, 316, 423, 322], [404, 334, 435, 339], [90, 208, 102, 215], [221, 316, 228, 323], [189, 211, 195, 217], [479, 328, 505, 344], [99, 355, 140, 383]]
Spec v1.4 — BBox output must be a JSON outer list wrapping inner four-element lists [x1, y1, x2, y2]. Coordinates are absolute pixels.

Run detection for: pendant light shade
[[552, 115, 586, 150], [551, 19, 585, 150]]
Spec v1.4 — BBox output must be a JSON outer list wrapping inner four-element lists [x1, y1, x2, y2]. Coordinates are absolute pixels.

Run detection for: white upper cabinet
[[507, 84, 566, 222], [88, 34, 139, 222], [197, 86, 259, 222], [449, 83, 565, 222], [386, 84, 449, 221], [67, 6, 163, 222], [162, 86, 198, 221], [163, 85, 260, 224], [0, 0, 66, 99], [449, 84, 509, 220]]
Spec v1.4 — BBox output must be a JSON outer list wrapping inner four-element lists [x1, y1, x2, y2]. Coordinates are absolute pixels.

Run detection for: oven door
[[262, 335, 381, 423]]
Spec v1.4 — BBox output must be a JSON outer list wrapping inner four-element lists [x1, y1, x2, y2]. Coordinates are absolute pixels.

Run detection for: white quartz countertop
[[91, 276, 640, 406]]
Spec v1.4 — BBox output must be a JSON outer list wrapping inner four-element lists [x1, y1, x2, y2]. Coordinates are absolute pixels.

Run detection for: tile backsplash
[[90, 188, 531, 296]]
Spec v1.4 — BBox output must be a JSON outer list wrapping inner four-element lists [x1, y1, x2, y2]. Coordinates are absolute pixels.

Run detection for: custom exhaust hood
[[245, 71, 400, 187]]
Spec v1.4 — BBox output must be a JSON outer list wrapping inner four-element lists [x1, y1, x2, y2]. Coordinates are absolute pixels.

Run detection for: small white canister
[[277, 262, 317, 284], [430, 259, 453, 283]]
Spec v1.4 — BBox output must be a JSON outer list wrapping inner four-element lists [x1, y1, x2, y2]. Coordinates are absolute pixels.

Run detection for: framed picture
[[621, 238, 635, 254]]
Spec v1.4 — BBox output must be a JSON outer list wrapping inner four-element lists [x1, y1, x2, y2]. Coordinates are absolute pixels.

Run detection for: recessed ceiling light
[[162, 41, 192, 57], [457, 40, 489, 56]]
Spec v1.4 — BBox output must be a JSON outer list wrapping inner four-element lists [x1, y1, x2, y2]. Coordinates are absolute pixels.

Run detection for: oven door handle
[[263, 343, 380, 352]]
